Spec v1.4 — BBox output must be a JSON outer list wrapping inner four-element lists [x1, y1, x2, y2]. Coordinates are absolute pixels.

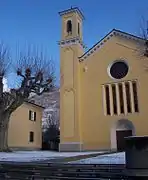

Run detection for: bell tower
[[60, 7, 83, 41], [59, 7, 85, 151]]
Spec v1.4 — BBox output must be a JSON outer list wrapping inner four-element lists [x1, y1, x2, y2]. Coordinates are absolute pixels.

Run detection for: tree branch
[[0, 43, 10, 101], [3, 89, 25, 113], [0, 44, 55, 116], [0, 77, 3, 100]]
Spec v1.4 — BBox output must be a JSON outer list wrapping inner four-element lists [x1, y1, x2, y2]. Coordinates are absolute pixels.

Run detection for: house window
[[112, 84, 117, 114], [132, 81, 139, 112], [105, 85, 110, 115], [125, 82, 132, 113], [29, 131, 34, 142], [67, 20, 72, 35], [29, 110, 36, 121]]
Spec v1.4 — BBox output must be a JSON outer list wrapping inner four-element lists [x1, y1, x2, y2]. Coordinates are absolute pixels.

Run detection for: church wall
[[80, 36, 148, 151], [59, 8, 85, 151], [60, 46, 82, 144]]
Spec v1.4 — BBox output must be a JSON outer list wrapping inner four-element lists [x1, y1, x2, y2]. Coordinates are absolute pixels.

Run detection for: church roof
[[79, 29, 144, 62], [59, 7, 84, 20]]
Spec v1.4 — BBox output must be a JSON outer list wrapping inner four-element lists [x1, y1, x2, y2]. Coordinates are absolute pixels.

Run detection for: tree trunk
[[0, 112, 11, 152]]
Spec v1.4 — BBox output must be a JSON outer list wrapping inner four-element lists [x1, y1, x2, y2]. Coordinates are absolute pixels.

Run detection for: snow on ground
[[0, 151, 104, 162], [70, 152, 125, 164]]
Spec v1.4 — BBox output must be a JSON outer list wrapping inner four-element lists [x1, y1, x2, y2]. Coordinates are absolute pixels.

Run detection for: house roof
[[59, 7, 85, 20], [79, 29, 145, 62], [24, 100, 45, 109]]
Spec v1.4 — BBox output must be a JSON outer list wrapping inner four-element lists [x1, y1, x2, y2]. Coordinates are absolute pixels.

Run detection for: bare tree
[[43, 112, 59, 146], [43, 111, 59, 130], [139, 17, 148, 57], [0, 43, 55, 151]]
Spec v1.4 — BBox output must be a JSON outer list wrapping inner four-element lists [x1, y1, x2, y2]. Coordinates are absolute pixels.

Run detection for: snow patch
[[0, 151, 104, 162], [29, 89, 60, 130], [70, 152, 125, 164], [3, 78, 9, 92]]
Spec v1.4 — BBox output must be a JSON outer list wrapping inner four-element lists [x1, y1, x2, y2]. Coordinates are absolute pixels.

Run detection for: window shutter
[[29, 110, 31, 120], [34, 112, 36, 121], [29, 131, 34, 142], [31, 112, 34, 121]]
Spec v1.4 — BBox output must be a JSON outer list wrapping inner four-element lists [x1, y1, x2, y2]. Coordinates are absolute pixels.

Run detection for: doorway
[[111, 119, 135, 151], [116, 130, 132, 151]]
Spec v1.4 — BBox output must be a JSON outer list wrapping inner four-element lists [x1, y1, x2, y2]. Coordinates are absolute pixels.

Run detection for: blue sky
[[0, 0, 148, 87]]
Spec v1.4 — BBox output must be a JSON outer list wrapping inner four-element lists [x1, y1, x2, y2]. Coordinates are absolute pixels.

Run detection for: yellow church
[[59, 7, 148, 152]]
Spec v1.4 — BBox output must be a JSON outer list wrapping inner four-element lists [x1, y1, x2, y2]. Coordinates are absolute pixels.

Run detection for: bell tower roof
[[59, 7, 85, 20]]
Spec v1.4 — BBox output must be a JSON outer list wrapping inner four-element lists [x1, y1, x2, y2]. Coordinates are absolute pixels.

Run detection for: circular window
[[109, 61, 129, 79]]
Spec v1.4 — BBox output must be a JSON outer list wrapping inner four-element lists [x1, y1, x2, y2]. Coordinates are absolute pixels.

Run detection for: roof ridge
[[114, 29, 144, 40], [59, 7, 85, 20], [79, 29, 115, 60], [79, 29, 144, 61]]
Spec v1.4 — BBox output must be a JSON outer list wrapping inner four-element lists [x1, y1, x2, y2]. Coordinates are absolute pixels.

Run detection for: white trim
[[122, 82, 128, 115], [108, 84, 114, 116], [107, 59, 129, 80], [58, 37, 85, 48], [115, 83, 121, 115]]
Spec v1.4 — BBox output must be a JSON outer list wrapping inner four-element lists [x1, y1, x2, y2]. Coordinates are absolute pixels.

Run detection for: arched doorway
[[111, 119, 135, 151]]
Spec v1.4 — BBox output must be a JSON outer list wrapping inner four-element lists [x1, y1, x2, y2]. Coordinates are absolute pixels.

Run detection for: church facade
[[59, 7, 148, 151]]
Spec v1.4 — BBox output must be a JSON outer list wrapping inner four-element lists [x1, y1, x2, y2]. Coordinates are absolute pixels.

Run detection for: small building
[[8, 101, 44, 150], [59, 7, 148, 152]]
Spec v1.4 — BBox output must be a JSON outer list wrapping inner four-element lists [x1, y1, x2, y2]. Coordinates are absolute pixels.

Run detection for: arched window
[[67, 20, 72, 34]]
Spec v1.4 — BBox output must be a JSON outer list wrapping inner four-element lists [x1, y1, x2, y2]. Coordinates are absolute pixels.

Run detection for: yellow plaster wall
[[80, 36, 148, 150], [59, 8, 148, 151], [59, 10, 84, 150], [8, 103, 43, 150]]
